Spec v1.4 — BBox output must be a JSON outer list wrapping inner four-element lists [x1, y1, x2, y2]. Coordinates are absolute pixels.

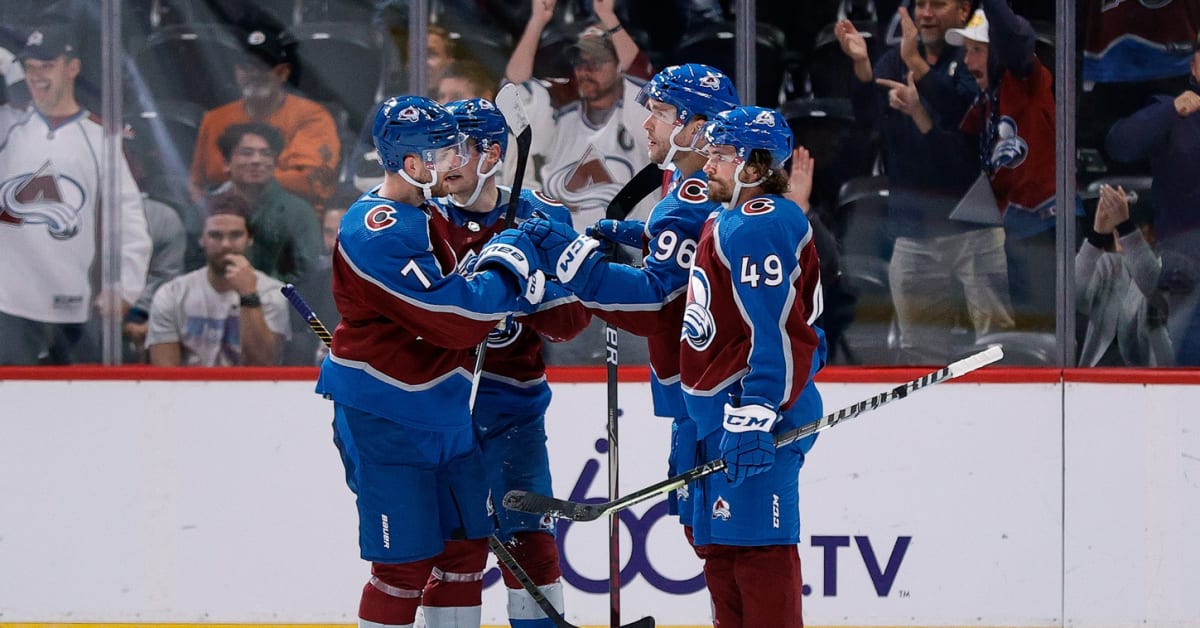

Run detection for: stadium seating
[[669, 20, 789, 107], [130, 23, 246, 110], [291, 21, 390, 134], [782, 97, 879, 221]]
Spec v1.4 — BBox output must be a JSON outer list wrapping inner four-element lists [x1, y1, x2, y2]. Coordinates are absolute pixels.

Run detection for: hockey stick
[[280, 284, 639, 628], [467, 82, 535, 411], [504, 345, 1005, 522], [600, 161, 663, 628]]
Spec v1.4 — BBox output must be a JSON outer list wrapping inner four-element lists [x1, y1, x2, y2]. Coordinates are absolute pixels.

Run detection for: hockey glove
[[518, 216, 602, 283], [719, 396, 780, 487], [475, 230, 544, 305], [587, 219, 647, 250]]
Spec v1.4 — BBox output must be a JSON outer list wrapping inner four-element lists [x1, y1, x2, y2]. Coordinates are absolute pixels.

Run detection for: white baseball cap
[[945, 8, 989, 46]]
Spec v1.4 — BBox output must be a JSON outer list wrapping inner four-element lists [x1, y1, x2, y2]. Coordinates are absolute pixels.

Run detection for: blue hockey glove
[[518, 216, 602, 283], [475, 230, 544, 305], [586, 219, 647, 249], [718, 396, 780, 486]]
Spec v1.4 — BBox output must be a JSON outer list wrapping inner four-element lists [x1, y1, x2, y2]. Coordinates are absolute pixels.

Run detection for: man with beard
[[316, 96, 545, 628], [189, 21, 339, 208], [503, 0, 655, 228], [145, 191, 290, 366]]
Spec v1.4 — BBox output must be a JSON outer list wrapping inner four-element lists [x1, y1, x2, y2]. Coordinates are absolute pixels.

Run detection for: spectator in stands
[[437, 59, 498, 104], [210, 122, 323, 285], [504, 0, 655, 227], [923, 0, 1057, 332], [123, 194, 187, 363], [282, 187, 356, 366], [0, 23, 151, 365], [189, 22, 340, 208], [1075, 184, 1171, 367], [146, 192, 290, 367], [838, 1, 1014, 363], [1105, 39, 1200, 365], [504, 0, 657, 365]]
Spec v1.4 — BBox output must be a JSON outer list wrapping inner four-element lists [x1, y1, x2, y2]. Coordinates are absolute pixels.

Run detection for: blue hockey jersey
[[315, 187, 526, 430], [562, 169, 716, 420], [680, 194, 827, 438]]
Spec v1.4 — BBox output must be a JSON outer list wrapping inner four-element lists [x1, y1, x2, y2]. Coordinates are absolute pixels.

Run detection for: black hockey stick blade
[[504, 346, 1005, 522], [606, 162, 663, 220]]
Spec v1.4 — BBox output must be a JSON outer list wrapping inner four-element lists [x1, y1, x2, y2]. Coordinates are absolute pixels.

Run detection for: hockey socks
[[421, 538, 488, 628], [499, 532, 564, 627]]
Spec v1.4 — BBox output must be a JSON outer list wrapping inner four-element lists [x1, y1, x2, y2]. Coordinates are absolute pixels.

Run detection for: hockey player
[[435, 97, 590, 627], [513, 64, 740, 532], [316, 95, 545, 628], [514, 106, 826, 626]]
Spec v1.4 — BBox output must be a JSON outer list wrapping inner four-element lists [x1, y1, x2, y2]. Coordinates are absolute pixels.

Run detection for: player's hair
[[746, 149, 790, 196], [439, 59, 498, 100], [205, 191, 254, 235], [216, 122, 286, 163]]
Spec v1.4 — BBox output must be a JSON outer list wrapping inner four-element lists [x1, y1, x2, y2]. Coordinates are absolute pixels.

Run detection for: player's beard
[[706, 177, 732, 204]]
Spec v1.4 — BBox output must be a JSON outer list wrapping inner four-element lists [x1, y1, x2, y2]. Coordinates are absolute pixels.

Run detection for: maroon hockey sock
[[421, 538, 489, 608], [360, 560, 435, 625], [498, 531, 562, 588]]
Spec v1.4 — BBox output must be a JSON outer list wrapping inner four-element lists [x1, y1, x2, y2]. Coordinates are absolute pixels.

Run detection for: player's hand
[[787, 146, 815, 212], [223, 254, 258, 297], [530, 0, 556, 26], [476, 230, 544, 304], [719, 396, 780, 486], [587, 218, 646, 249], [833, 20, 869, 62], [519, 216, 602, 283], [1175, 91, 1200, 117], [1094, 184, 1129, 235]]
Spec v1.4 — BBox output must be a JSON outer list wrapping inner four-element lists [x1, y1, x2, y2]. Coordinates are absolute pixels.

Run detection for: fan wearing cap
[[503, 0, 656, 227], [0, 24, 151, 365], [189, 22, 340, 208], [921, 0, 1056, 332], [1104, 33, 1200, 365]]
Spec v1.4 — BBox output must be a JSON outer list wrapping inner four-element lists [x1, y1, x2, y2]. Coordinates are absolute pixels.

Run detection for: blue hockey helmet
[[703, 106, 793, 169], [445, 97, 509, 157], [637, 63, 740, 123], [371, 95, 467, 173]]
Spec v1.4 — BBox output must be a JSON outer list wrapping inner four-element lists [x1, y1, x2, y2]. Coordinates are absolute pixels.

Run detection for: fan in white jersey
[[0, 23, 150, 364]]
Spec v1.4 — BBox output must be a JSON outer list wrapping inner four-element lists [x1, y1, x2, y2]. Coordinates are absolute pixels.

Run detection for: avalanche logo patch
[[676, 177, 708, 204], [712, 496, 731, 520], [0, 161, 86, 239], [753, 110, 777, 128], [364, 204, 398, 231], [698, 71, 723, 91], [682, 267, 716, 351], [990, 115, 1029, 171]]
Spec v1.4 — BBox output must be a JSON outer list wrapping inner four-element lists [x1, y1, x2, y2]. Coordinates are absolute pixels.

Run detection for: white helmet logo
[[247, 30, 267, 46], [398, 106, 420, 123], [753, 110, 777, 127], [26, 30, 44, 47], [699, 72, 722, 90]]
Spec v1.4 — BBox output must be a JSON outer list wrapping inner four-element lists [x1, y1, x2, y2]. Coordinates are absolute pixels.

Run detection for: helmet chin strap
[[399, 165, 438, 200], [725, 161, 764, 209], [662, 122, 692, 166], [449, 155, 501, 208]]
